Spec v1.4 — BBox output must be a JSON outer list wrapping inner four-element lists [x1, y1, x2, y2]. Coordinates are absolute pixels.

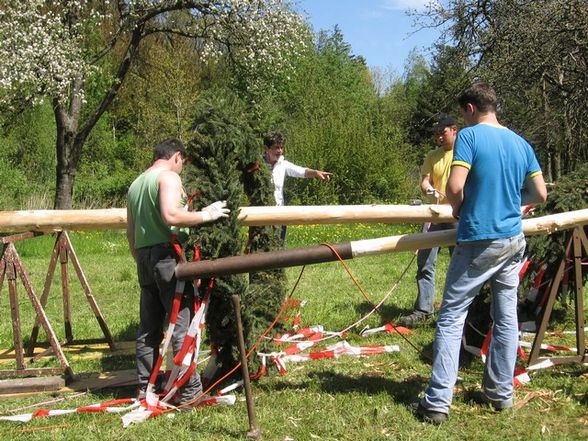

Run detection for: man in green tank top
[[127, 139, 229, 406]]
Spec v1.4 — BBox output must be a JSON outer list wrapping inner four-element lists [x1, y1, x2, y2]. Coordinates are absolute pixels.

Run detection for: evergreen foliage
[[525, 164, 588, 292], [184, 91, 286, 376], [239, 141, 287, 369], [184, 92, 249, 375]]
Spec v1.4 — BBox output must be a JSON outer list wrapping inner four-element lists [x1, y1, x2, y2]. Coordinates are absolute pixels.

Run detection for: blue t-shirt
[[452, 123, 542, 242]]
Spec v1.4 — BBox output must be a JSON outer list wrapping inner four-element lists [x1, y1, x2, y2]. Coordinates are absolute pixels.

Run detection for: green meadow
[[0, 226, 585, 440]]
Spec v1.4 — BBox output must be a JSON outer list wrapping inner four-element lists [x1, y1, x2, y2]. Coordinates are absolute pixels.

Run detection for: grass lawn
[[0, 226, 586, 440]]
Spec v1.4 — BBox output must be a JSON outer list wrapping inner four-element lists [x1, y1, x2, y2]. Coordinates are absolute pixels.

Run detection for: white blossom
[[0, 0, 309, 106]]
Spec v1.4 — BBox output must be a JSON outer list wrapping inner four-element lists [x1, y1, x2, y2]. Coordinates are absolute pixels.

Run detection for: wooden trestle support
[[527, 226, 587, 367], [0, 231, 115, 382]]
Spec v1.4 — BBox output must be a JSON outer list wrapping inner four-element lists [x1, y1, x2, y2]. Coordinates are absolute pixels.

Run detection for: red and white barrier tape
[[0, 399, 140, 424], [360, 322, 411, 337], [258, 340, 400, 376]]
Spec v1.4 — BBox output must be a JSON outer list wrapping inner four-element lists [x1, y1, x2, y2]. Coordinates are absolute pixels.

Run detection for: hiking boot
[[397, 311, 431, 327], [409, 401, 448, 425], [466, 390, 512, 411]]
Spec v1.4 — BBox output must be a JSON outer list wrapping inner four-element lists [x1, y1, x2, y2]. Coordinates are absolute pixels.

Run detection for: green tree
[[421, 0, 588, 180], [0, 1, 308, 208], [0, 102, 56, 208], [274, 26, 413, 205]]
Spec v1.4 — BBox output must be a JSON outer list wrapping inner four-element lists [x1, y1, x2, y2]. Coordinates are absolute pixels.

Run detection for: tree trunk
[[53, 96, 82, 210], [50, 24, 144, 209], [54, 164, 76, 209]]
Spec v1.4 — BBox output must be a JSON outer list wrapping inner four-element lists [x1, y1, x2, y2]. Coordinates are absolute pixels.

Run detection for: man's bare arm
[[446, 165, 469, 219], [521, 173, 548, 205], [304, 168, 333, 181], [126, 205, 137, 262], [158, 171, 229, 226], [420, 174, 434, 194]]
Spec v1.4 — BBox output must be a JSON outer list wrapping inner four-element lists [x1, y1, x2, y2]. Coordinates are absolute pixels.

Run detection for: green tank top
[[127, 168, 172, 248]]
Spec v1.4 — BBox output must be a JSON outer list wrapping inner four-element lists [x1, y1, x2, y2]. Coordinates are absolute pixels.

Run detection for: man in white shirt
[[263, 131, 332, 241]]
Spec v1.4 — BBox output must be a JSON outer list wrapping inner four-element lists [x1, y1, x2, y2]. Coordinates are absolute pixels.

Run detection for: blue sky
[[294, 0, 442, 75]]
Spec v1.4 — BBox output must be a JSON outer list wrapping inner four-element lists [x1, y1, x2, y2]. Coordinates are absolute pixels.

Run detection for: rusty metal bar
[[176, 242, 353, 280], [232, 294, 261, 440]]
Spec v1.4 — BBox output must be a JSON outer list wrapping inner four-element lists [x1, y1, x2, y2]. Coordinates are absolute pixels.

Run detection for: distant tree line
[[0, 1, 586, 210]]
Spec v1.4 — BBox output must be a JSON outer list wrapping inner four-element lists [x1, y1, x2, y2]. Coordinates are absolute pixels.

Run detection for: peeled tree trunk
[[175, 209, 588, 279], [0, 204, 454, 233]]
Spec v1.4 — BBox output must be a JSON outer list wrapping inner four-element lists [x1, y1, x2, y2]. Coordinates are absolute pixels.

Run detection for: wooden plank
[[0, 369, 137, 398], [0, 376, 65, 395], [0, 341, 135, 365]]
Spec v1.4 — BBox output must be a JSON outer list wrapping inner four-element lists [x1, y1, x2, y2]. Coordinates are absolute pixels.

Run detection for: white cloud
[[382, 0, 438, 11]]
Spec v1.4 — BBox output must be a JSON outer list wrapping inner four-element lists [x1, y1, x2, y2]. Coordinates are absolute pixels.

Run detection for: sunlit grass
[[0, 227, 585, 440]]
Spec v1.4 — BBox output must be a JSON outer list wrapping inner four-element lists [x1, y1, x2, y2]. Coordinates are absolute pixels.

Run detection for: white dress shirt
[[270, 156, 306, 206]]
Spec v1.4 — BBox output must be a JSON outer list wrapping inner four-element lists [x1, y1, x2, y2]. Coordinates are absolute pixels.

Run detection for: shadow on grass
[[354, 301, 414, 324], [314, 370, 428, 405], [115, 321, 139, 342], [264, 371, 429, 406]]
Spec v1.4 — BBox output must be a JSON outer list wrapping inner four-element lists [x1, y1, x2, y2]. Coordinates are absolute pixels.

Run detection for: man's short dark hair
[[457, 82, 497, 113], [263, 131, 286, 148], [153, 139, 186, 161]]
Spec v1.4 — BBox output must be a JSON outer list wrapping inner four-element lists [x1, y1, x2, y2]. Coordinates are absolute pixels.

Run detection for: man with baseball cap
[[398, 114, 458, 326]]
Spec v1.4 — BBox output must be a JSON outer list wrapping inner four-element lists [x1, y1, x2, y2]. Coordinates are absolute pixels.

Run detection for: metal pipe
[[176, 242, 353, 280], [232, 294, 261, 440]]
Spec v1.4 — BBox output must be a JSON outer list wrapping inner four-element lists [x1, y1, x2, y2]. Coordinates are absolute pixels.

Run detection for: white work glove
[[426, 187, 441, 201], [201, 200, 230, 223]]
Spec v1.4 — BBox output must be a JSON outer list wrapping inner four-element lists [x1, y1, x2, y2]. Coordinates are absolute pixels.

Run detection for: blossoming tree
[[0, 0, 308, 208]]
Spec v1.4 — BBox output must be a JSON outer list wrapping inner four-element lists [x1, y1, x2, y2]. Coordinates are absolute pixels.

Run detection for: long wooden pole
[[175, 209, 588, 279], [0, 205, 453, 233]]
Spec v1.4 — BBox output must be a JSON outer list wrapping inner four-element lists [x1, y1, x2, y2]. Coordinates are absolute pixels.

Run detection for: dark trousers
[[135, 244, 202, 401]]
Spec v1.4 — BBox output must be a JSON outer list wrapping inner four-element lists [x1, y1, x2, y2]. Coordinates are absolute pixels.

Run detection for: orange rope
[[171, 238, 429, 412], [318, 243, 427, 356], [168, 266, 306, 413]]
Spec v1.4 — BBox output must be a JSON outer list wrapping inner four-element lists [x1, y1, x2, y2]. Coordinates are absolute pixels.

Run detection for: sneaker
[[466, 390, 512, 411], [408, 400, 447, 424], [397, 311, 431, 327]]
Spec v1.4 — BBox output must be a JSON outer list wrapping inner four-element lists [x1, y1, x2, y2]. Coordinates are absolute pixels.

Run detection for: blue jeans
[[414, 222, 455, 314], [421, 233, 525, 414]]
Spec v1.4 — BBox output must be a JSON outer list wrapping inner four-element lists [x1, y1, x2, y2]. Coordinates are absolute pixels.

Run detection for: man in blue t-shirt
[[413, 83, 547, 424]]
